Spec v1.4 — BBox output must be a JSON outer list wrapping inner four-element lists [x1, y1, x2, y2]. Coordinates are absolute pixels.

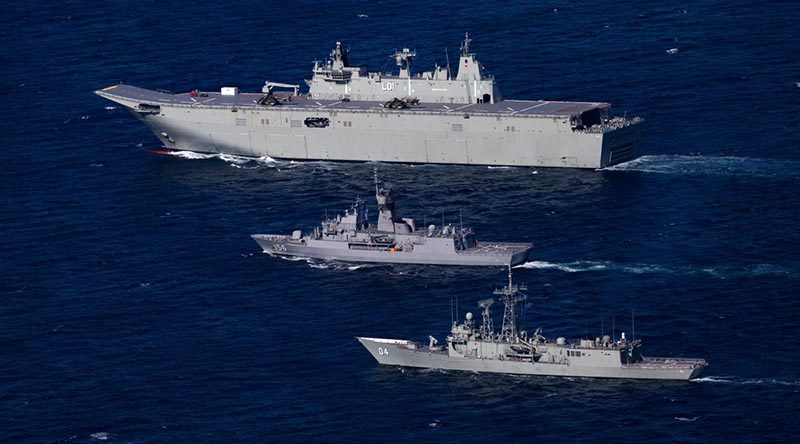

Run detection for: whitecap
[[674, 416, 698, 422]]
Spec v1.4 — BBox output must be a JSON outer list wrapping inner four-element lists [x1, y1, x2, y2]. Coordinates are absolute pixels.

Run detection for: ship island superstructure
[[96, 34, 642, 168], [358, 269, 708, 380], [251, 172, 531, 266]]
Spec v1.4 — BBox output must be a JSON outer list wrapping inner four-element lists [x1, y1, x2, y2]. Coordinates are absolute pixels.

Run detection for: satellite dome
[[465, 312, 473, 320]]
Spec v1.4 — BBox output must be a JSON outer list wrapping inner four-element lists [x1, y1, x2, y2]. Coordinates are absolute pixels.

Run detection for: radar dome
[[465, 312, 473, 320]]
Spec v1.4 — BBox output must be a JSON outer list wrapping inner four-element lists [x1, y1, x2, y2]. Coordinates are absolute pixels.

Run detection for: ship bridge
[[307, 33, 502, 104]]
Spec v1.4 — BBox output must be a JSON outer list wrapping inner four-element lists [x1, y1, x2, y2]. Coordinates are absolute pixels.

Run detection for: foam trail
[[515, 260, 672, 274], [603, 155, 799, 177], [690, 376, 734, 384], [277, 255, 313, 263], [515, 260, 796, 278], [167, 150, 217, 160], [167, 150, 292, 168], [218, 153, 252, 165], [515, 260, 583, 273], [276, 255, 379, 271], [691, 376, 800, 386]]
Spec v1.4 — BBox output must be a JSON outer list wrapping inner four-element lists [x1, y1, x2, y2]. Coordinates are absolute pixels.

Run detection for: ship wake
[[514, 260, 796, 279], [166, 150, 281, 168], [278, 255, 386, 271], [691, 376, 800, 387], [603, 155, 799, 177]]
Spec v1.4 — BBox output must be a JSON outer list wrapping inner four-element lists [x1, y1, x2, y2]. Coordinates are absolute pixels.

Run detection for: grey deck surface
[[98, 84, 608, 117]]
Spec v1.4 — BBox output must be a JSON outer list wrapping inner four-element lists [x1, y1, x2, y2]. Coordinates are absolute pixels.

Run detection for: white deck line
[[448, 103, 474, 112], [513, 102, 550, 114]]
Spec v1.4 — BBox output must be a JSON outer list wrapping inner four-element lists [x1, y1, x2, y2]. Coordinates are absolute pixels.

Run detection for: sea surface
[[3, 1, 800, 442]]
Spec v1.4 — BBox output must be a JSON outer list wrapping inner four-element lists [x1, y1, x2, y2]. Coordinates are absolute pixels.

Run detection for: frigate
[[358, 269, 708, 380], [96, 34, 642, 169], [251, 172, 531, 266]]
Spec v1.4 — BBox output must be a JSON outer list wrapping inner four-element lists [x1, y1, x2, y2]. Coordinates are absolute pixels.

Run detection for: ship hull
[[357, 337, 706, 380], [97, 86, 641, 169], [252, 234, 531, 266]]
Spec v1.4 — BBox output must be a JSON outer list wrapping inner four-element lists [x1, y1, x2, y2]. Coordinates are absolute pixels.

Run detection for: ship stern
[[599, 117, 644, 168]]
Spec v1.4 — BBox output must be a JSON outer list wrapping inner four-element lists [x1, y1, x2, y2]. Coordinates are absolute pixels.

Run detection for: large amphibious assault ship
[[251, 172, 532, 266], [96, 34, 642, 168], [358, 269, 708, 380]]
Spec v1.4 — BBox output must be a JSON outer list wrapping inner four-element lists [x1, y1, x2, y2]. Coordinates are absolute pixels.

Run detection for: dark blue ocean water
[[3, 1, 800, 442]]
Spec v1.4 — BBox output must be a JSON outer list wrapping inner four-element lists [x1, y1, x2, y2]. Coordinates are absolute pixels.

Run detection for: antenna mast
[[601, 308, 604, 338], [612, 315, 616, 342], [497, 266, 526, 340], [445, 47, 451, 80], [632, 309, 635, 342], [455, 294, 459, 325], [585, 314, 588, 339]]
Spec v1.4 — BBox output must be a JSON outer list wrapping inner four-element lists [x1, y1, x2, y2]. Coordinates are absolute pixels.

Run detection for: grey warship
[[96, 34, 642, 169], [251, 172, 531, 266], [358, 269, 708, 380]]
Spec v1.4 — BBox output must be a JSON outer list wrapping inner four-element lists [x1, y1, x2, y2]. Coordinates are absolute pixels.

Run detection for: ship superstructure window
[[451, 123, 463, 132], [304, 117, 330, 128]]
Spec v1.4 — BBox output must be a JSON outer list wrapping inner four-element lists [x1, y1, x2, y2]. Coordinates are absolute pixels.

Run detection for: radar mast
[[495, 266, 527, 340]]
